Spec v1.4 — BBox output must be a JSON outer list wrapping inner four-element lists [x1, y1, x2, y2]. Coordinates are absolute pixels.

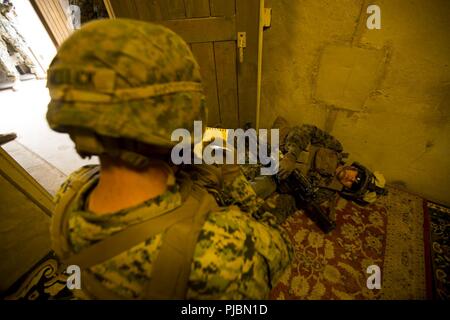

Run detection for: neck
[[88, 156, 169, 215]]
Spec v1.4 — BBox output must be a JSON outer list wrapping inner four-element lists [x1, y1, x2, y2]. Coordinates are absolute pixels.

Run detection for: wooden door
[[30, 0, 73, 47], [104, 0, 263, 129]]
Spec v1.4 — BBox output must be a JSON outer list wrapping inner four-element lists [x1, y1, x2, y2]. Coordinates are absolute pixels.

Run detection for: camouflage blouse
[[55, 165, 292, 299]]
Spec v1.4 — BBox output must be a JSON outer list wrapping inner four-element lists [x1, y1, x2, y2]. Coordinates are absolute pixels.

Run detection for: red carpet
[[270, 198, 387, 300]]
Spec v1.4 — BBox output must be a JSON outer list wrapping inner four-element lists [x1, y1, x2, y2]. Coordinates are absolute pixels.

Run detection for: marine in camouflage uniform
[[275, 117, 386, 206], [241, 118, 343, 181], [57, 163, 288, 299], [281, 121, 346, 204], [47, 19, 292, 300], [242, 119, 344, 199], [243, 116, 386, 225], [0, 1, 37, 84]]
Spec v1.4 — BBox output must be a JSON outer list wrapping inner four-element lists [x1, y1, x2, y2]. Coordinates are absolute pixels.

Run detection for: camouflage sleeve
[[188, 207, 293, 299], [185, 162, 286, 228], [221, 164, 266, 217], [220, 165, 294, 270], [285, 124, 344, 158]]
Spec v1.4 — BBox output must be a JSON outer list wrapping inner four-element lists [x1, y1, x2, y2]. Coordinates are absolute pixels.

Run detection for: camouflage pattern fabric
[[240, 123, 344, 192], [55, 165, 293, 299], [179, 161, 266, 215], [284, 126, 347, 205], [263, 193, 297, 224], [241, 124, 343, 183], [284, 124, 343, 160], [285, 125, 344, 206], [46, 19, 206, 150], [241, 123, 346, 220]]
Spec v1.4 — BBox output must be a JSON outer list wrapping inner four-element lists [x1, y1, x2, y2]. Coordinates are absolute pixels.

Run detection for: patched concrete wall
[[261, 0, 450, 205]]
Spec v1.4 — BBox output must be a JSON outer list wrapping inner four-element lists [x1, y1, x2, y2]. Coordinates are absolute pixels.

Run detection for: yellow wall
[[261, 0, 450, 205]]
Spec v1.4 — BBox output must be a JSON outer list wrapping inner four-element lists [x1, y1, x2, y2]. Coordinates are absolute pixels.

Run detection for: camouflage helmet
[[46, 19, 207, 167]]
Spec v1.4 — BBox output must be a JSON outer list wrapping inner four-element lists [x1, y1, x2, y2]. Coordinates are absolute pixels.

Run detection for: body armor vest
[[51, 166, 218, 299]]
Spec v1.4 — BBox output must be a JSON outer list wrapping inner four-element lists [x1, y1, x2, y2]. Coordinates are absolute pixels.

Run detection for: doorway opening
[[0, 0, 97, 194]]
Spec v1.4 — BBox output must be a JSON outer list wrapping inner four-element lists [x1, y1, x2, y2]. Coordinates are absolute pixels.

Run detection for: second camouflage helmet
[[46, 19, 207, 155]]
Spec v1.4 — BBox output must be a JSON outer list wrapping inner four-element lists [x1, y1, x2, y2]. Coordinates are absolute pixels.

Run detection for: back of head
[[46, 19, 207, 168]]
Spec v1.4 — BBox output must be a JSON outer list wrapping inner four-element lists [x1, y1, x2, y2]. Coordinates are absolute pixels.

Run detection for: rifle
[[277, 170, 336, 233]]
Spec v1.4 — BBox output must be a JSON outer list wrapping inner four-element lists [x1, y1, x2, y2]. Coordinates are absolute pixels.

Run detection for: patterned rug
[[2, 251, 73, 300], [270, 198, 387, 300], [425, 201, 450, 300], [379, 187, 426, 299], [270, 187, 427, 300]]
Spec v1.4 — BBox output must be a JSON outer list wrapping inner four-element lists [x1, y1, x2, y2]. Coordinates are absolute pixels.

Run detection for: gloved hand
[[278, 153, 297, 180]]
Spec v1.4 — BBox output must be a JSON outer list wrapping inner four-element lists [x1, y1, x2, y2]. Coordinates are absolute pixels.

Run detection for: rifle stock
[[279, 170, 336, 233]]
